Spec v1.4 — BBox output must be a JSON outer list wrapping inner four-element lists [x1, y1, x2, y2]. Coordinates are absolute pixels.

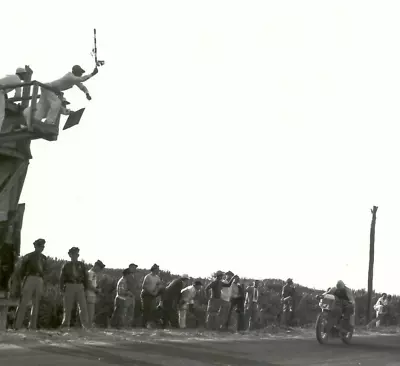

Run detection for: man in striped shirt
[[179, 281, 203, 329], [111, 269, 133, 329], [86, 260, 105, 327]]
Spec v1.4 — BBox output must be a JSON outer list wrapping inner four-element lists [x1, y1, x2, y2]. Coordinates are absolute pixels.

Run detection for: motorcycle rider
[[322, 280, 355, 333]]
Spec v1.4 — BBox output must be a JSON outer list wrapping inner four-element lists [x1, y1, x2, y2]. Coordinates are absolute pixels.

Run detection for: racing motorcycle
[[315, 293, 354, 345]]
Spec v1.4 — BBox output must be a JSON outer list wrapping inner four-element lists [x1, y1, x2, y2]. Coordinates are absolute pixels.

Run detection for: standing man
[[111, 269, 133, 329], [86, 260, 105, 327], [0, 67, 30, 131], [31, 65, 98, 126], [14, 238, 47, 330], [244, 280, 260, 330], [179, 281, 203, 329], [367, 293, 389, 329], [141, 264, 162, 328], [220, 271, 234, 330], [59, 247, 89, 330], [281, 278, 296, 328], [226, 276, 246, 331], [205, 271, 237, 330], [161, 274, 190, 328], [125, 263, 138, 327]]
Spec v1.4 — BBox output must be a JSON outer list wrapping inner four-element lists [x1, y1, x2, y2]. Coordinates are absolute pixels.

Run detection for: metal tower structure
[[0, 67, 84, 328]]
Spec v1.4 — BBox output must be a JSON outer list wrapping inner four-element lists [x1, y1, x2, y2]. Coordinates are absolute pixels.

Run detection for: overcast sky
[[2, 0, 400, 292]]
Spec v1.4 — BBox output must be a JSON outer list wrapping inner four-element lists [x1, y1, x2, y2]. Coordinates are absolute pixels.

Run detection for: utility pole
[[366, 206, 378, 324]]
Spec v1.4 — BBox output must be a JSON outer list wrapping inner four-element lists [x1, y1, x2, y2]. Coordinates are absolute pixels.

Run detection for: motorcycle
[[315, 293, 354, 345]]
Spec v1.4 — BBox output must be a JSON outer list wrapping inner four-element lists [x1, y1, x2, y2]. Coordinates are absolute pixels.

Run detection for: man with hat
[[281, 278, 296, 328], [125, 263, 138, 327], [59, 247, 89, 329], [0, 66, 30, 131], [86, 259, 105, 327], [160, 274, 190, 328], [14, 238, 47, 330], [141, 264, 162, 328], [205, 270, 237, 330], [32, 64, 99, 126], [220, 270, 235, 330]]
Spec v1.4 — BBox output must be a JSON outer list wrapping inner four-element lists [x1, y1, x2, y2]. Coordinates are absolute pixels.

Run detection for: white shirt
[[374, 297, 388, 315], [230, 283, 239, 298], [142, 273, 161, 294], [181, 285, 197, 304], [0, 74, 22, 98], [221, 282, 232, 302], [47, 72, 90, 93], [87, 270, 97, 293]]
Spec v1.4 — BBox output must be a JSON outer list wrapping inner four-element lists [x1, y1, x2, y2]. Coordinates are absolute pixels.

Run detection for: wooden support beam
[[7, 95, 40, 103]]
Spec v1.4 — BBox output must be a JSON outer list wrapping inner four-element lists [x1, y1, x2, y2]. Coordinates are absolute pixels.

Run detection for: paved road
[[1, 331, 400, 365]]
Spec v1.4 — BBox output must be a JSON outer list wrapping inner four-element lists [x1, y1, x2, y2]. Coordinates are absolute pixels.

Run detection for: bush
[[16, 257, 400, 329]]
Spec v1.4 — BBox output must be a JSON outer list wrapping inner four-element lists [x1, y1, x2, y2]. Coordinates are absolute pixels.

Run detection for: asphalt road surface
[[1, 331, 400, 366]]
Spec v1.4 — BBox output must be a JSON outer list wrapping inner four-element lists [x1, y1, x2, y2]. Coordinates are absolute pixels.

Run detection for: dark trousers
[[141, 293, 156, 327], [110, 297, 127, 328], [327, 301, 354, 332], [161, 299, 179, 328], [226, 297, 245, 331]]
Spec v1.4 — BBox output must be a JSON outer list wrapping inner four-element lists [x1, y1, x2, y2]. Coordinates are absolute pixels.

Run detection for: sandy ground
[[1, 326, 400, 365]]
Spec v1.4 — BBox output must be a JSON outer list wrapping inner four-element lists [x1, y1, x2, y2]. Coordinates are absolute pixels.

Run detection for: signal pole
[[366, 206, 378, 324]]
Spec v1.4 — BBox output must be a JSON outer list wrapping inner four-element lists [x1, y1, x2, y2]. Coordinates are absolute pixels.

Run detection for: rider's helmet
[[336, 280, 345, 289]]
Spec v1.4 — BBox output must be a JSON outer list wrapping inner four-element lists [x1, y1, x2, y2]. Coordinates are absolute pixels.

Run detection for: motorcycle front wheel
[[316, 312, 330, 345]]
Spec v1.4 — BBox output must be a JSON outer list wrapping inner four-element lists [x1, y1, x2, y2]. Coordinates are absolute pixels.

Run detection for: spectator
[[205, 271, 237, 330], [367, 293, 389, 329], [160, 274, 189, 328], [14, 238, 47, 330], [110, 269, 133, 329], [59, 247, 89, 330], [245, 280, 260, 330], [141, 264, 162, 328], [220, 271, 234, 330], [179, 280, 203, 329], [281, 278, 296, 328], [126, 263, 139, 327], [226, 276, 245, 331], [86, 260, 105, 327]]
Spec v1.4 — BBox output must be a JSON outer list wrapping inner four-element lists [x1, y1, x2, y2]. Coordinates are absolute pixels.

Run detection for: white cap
[[16, 67, 27, 74], [182, 274, 189, 279]]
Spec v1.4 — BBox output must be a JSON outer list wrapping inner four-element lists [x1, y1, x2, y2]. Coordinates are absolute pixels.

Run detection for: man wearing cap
[[179, 280, 203, 329], [111, 268, 134, 328], [59, 247, 89, 329], [125, 263, 138, 327], [281, 278, 296, 328], [205, 271, 237, 330], [0, 67, 30, 131], [86, 260, 105, 327], [220, 271, 234, 330], [160, 274, 190, 328], [32, 65, 98, 126], [14, 238, 47, 330], [141, 264, 162, 328]]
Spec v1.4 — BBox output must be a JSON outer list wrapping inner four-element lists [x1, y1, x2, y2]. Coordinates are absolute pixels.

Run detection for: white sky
[[2, 0, 400, 293]]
